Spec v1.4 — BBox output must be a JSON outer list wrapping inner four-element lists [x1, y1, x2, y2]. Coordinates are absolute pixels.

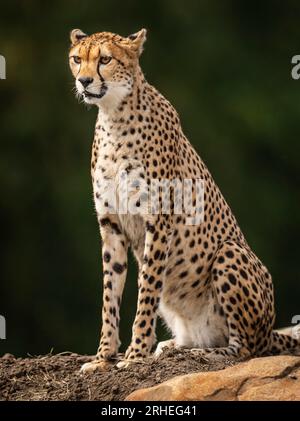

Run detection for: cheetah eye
[[100, 56, 112, 65], [72, 56, 81, 64]]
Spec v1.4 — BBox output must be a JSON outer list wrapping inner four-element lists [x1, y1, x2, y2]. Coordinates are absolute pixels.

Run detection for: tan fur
[[68, 29, 299, 372]]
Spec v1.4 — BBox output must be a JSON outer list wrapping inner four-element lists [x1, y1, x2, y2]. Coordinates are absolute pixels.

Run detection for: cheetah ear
[[127, 28, 147, 56], [70, 29, 88, 46]]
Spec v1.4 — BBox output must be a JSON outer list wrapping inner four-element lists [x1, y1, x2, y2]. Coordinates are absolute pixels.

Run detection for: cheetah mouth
[[84, 85, 108, 99]]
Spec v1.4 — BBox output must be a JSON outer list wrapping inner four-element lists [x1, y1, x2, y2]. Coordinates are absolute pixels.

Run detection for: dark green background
[[0, 0, 299, 357]]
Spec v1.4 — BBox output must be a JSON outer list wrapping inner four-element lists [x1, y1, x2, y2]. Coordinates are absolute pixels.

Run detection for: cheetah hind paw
[[154, 339, 176, 358], [186, 348, 213, 362], [186, 346, 244, 362]]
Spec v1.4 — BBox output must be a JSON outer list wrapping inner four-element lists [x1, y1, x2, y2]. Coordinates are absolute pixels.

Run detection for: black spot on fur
[[228, 273, 237, 285], [221, 282, 230, 293], [155, 280, 162, 289], [113, 262, 125, 274]]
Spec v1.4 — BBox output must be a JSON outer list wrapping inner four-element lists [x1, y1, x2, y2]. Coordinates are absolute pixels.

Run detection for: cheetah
[[68, 28, 300, 372]]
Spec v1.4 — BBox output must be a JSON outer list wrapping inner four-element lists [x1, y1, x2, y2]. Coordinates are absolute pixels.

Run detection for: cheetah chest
[[93, 150, 146, 259]]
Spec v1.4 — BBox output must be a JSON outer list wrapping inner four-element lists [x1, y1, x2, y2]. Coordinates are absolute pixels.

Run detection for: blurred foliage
[[0, 0, 300, 356]]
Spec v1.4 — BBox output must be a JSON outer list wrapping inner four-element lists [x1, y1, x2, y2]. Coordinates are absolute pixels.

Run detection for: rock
[[126, 355, 300, 401]]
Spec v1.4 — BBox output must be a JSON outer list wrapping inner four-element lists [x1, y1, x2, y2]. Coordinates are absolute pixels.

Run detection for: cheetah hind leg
[[186, 242, 266, 362]]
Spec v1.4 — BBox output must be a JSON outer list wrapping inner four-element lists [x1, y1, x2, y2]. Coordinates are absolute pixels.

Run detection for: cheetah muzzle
[[68, 28, 300, 373]]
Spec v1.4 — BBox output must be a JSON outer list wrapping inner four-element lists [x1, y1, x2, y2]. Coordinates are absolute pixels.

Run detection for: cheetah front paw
[[80, 359, 114, 373], [116, 356, 149, 369], [116, 359, 138, 369], [116, 345, 149, 369], [80, 349, 119, 373]]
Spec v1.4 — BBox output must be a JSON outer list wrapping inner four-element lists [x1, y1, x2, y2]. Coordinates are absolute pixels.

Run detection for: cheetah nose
[[79, 77, 93, 88]]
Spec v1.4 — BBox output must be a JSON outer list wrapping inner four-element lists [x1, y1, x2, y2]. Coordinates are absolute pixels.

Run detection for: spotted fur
[[68, 29, 300, 371]]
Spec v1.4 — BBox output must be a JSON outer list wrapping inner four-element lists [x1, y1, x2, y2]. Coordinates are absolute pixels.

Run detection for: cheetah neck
[[91, 66, 154, 176], [96, 66, 149, 124]]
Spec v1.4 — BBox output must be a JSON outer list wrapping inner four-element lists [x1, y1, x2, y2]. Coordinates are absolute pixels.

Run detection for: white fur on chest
[[92, 125, 146, 253]]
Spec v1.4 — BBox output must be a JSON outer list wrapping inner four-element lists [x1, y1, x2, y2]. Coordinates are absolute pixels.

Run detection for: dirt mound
[[0, 350, 236, 401]]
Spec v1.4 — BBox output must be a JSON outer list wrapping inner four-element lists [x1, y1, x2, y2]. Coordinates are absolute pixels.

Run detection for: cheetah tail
[[270, 326, 300, 354]]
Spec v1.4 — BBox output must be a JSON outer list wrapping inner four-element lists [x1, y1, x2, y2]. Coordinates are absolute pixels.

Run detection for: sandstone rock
[[126, 355, 300, 401]]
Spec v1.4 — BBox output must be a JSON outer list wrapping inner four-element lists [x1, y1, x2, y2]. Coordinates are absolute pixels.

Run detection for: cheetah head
[[69, 28, 146, 109]]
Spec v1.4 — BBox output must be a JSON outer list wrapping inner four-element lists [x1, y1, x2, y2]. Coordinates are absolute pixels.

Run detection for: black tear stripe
[[97, 59, 105, 82], [75, 66, 81, 78], [95, 59, 108, 97]]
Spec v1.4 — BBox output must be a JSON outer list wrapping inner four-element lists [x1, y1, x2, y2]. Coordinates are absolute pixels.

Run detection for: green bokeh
[[0, 0, 299, 356]]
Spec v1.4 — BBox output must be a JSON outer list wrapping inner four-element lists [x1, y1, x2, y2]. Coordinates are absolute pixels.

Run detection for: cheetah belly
[[159, 288, 229, 349]]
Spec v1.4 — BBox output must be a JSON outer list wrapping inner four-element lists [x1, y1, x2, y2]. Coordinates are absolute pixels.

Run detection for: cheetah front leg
[[81, 215, 128, 373], [117, 218, 168, 368]]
